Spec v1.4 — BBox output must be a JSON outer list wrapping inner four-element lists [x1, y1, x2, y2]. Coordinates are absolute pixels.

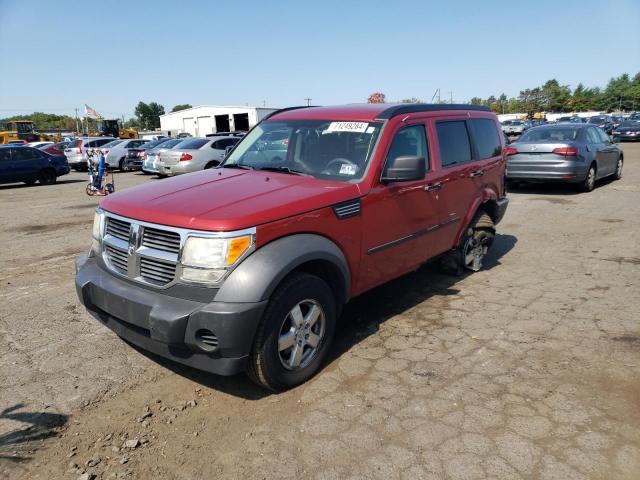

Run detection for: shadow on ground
[[0, 404, 68, 464], [0, 179, 86, 190], [133, 233, 517, 399]]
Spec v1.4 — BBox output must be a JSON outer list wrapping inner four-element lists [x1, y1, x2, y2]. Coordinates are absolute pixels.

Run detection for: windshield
[[620, 121, 640, 128], [224, 120, 382, 182], [175, 138, 208, 150], [589, 117, 606, 124], [519, 127, 579, 142], [102, 140, 123, 148]]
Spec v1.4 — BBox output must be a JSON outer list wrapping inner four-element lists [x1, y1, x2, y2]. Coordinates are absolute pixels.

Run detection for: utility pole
[[304, 97, 312, 107], [447, 91, 453, 104], [74, 108, 80, 135], [263, 100, 266, 107]]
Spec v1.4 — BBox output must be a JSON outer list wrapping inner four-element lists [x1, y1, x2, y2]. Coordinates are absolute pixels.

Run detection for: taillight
[[552, 147, 578, 157], [180, 152, 193, 161], [137, 151, 145, 157], [78, 142, 83, 153], [505, 147, 518, 156]]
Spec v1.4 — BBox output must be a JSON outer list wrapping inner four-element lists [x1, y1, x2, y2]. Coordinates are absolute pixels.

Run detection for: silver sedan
[[157, 136, 240, 176], [506, 124, 623, 192]]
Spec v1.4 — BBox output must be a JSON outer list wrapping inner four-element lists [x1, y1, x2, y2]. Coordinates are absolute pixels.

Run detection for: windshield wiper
[[257, 166, 309, 176], [221, 163, 253, 170]]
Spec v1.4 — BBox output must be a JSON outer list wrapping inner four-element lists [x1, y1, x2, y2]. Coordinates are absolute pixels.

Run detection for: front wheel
[[247, 272, 336, 391], [119, 158, 128, 171]]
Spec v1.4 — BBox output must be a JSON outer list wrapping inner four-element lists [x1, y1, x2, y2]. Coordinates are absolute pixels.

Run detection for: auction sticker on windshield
[[326, 122, 369, 133]]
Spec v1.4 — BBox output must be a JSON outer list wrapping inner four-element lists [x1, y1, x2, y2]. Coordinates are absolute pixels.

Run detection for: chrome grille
[[106, 217, 131, 241], [105, 245, 128, 273], [142, 227, 181, 254], [140, 257, 177, 285]]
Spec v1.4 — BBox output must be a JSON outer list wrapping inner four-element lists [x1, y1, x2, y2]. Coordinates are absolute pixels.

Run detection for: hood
[[100, 168, 361, 231]]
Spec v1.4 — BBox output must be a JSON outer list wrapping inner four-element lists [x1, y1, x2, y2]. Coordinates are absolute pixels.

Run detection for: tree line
[[469, 73, 640, 114], [4, 73, 638, 132], [368, 72, 640, 114]]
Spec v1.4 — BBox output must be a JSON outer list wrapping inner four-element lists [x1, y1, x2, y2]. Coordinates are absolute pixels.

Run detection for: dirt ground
[[2, 145, 639, 480]]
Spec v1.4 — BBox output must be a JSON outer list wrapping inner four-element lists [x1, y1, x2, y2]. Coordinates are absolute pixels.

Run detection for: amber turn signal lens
[[226, 236, 252, 265]]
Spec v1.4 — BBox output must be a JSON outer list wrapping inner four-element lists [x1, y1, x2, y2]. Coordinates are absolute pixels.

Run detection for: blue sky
[[1, 0, 638, 119]]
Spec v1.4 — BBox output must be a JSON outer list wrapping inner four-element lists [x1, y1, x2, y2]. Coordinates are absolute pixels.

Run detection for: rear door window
[[595, 128, 611, 143], [12, 148, 38, 161], [469, 119, 502, 159], [585, 128, 601, 144], [178, 139, 208, 149], [94, 138, 114, 147], [0, 149, 12, 163], [436, 121, 472, 167]]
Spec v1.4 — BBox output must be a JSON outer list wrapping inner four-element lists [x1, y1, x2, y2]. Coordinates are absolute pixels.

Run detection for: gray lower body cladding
[[75, 253, 266, 375]]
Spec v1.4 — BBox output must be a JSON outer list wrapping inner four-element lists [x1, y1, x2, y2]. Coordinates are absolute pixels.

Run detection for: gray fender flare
[[214, 234, 350, 304]]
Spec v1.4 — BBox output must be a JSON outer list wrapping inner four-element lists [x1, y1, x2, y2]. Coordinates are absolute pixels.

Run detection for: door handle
[[424, 182, 443, 192], [470, 170, 484, 178]]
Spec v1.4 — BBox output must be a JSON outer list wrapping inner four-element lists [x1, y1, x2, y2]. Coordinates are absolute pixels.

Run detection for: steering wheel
[[322, 158, 357, 175]]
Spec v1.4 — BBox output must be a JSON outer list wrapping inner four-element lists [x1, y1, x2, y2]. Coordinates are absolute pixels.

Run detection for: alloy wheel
[[278, 299, 326, 370]]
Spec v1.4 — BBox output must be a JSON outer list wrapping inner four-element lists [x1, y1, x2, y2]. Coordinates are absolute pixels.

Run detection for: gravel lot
[[2, 145, 639, 479]]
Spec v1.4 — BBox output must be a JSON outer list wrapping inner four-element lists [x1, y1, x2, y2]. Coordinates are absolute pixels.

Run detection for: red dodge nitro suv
[[75, 104, 508, 390]]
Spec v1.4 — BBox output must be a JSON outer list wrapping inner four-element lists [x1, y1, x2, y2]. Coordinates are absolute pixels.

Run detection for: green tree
[[470, 97, 483, 105], [134, 101, 165, 129], [171, 104, 192, 112], [541, 79, 571, 112]]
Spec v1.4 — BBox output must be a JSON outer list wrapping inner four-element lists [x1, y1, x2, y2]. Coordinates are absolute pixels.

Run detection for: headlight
[[92, 209, 103, 240], [90, 209, 104, 257], [180, 234, 253, 285]]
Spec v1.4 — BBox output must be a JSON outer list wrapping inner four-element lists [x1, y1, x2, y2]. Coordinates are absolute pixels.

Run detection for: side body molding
[[214, 234, 351, 304]]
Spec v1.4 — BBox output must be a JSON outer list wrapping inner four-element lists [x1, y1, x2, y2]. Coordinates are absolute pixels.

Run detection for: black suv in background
[[0, 145, 70, 186]]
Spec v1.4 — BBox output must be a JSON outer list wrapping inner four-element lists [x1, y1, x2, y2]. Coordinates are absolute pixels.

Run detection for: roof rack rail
[[376, 103, 491, 120], [263, 105, 319, 121]]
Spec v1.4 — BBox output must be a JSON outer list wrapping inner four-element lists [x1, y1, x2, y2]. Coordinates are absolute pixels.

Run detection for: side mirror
[[381, 155, 425, 183]]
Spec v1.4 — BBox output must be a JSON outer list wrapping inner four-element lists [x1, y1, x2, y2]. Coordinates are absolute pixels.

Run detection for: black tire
[[24, 179, 36, 186], [205, 161, 219, 169], [579, 164, 596, 192], [119, 158, 127, 171], [38, 169, 57, 185], [440, 211, 495, 276], [614, 157, 623, 180], [247, 272, 336, 391]]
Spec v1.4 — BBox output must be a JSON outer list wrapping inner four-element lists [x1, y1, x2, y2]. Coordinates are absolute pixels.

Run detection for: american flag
[[85, 104, 103, 119]]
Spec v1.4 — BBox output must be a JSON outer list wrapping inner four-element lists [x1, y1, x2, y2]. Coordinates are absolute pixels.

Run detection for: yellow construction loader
[[0, 121, 61, 144]]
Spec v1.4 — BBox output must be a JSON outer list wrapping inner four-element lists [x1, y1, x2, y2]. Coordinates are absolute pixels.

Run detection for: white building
[[159, 105, 278, 137]]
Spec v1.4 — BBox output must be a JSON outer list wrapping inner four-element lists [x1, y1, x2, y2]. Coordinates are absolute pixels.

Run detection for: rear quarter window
[[469, 119, 502, 159], [436, 121, 472, 167], [178, 139, 208, 149]]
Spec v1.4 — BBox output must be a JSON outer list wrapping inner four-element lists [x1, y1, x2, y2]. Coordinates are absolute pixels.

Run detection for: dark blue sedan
[[0, 145, 70, 186]]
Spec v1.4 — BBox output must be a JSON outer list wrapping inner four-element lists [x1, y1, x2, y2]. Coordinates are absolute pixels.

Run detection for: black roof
[[376, 103, 491, 119]]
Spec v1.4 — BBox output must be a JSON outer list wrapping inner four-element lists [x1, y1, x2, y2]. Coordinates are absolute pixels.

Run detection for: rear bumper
[[124, 159, 143, 169], [159, 162, 196, 176], [506, 159, 588, 183], [56, 165, 71, 176], [75, 253, 266, 376]]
